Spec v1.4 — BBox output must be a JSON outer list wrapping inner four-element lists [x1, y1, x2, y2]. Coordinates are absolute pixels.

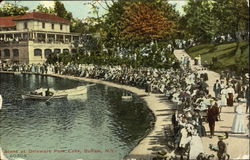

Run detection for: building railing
[[33, 39, 78, 44], [0, 40, 28, 47], [0, 39, 79, 46]]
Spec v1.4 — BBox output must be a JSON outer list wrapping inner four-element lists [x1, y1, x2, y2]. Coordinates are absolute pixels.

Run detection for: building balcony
[[0, 39, 79, 47], [33, 39, 79, 44], [0, 40, 28, 47]]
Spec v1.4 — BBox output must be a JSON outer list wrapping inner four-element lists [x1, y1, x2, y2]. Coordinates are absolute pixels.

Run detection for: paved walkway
[[174, 49, 220, 97], [174, 50, 249, 159]]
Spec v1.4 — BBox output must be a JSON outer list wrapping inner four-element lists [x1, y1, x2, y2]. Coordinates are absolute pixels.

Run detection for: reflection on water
[[0, 73, 154, 160]]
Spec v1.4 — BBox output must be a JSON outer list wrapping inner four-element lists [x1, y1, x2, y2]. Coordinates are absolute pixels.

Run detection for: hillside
[[185, 41, 249, 74]]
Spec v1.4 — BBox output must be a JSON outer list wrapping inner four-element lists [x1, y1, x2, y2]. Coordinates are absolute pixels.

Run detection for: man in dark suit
[[207, 102, 220, 138], [213, 80, 221, 99], [246, 86, 249, 113]]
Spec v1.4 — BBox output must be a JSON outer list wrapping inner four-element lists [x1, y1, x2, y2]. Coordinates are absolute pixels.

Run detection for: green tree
[[35, 4, 55, 14], [183, 0, 220, 43], [54, 0, 73, 21], [213, 0, 249, 41], [70, 18, 89, 33], [0, 2, 28, 16], [182, 0, 249, 43]]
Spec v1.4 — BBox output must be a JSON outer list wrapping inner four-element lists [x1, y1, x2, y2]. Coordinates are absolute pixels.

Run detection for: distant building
[[0, 12, 81, 64]]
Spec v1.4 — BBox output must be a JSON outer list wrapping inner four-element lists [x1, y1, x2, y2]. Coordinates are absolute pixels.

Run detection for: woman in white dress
[[197, 55, 201, 65], [231, 101, 245, 133], [220, 87, 228, 107], [189, 128, 204, 159]]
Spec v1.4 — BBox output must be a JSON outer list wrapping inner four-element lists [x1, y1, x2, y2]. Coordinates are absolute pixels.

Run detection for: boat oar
[[45, 94, 56, 105]]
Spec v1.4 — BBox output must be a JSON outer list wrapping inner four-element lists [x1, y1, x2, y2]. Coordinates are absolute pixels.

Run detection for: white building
[[0, 12, 81, 64]]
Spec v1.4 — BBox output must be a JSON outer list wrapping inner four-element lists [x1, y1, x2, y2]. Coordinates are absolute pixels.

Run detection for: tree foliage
[[0, 2, 28, 16], [54, 0, 73, 21], [183, 0, 219, 43], [35, 4, 55, 14], [213, 0, 249, 40], [102, 0, 179, 44], [183, 0, 249, 43], [70, 18, 89, 33], [120, 2, 176, 41]]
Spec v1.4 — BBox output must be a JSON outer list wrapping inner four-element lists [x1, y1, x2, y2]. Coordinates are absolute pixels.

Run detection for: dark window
[[24, 22, 28, 29], [34, 49, 42, 57], [42, 22, 45, 29], [4, 49, 10, 58], [63, 49, 69, 53], [54, 49, 61, 54], [13, 49, 19, 57], [51, 24, 54, 29], [44, 49, 52, 58], [60, 24, 63, 30]]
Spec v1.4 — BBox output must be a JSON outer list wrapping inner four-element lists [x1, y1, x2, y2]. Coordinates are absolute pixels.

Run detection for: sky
[[1, 0, 188, 19]]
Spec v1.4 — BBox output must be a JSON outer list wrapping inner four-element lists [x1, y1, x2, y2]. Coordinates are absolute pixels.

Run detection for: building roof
[[13, 12, 70, 24], [0, 16, 20, 27]]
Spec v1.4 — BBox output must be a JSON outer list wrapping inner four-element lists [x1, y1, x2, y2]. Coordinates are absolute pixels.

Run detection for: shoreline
[[0, 71, 172, 159]]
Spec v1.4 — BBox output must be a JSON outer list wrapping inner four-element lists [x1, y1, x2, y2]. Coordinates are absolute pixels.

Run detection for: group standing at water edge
[[0, 55, 249, 159]]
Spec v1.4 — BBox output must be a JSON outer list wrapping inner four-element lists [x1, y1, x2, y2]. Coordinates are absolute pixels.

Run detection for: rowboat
[[122, 95, 132, 101], [21, 94, 68, 100], [14, 72, 21, 75]]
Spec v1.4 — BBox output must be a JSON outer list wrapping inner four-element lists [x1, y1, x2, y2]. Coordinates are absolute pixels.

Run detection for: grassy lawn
[[185, 41, 249, 74]]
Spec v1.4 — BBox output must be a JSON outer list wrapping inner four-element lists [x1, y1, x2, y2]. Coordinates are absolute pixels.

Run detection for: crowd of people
[[0, 56, 249, 159]]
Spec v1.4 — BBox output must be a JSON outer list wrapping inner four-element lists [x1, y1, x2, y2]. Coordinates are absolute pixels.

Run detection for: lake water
[[0, 73, 154, 160]]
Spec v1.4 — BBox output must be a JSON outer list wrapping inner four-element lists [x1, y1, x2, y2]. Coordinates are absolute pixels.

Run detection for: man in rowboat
[[45, 88, 54, 97], [30, 87, 43, 96]]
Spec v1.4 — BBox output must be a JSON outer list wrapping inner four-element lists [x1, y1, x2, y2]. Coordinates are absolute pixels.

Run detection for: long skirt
[[189, 136, 204, 159], [227, 93, 234, 106], [196, 125, 207, 137], [232, 113, 245, 133], [221, 94, 227, 106]]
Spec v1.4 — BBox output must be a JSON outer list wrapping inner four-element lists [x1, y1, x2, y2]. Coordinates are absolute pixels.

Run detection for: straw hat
[[218, 132, 228, 140]]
